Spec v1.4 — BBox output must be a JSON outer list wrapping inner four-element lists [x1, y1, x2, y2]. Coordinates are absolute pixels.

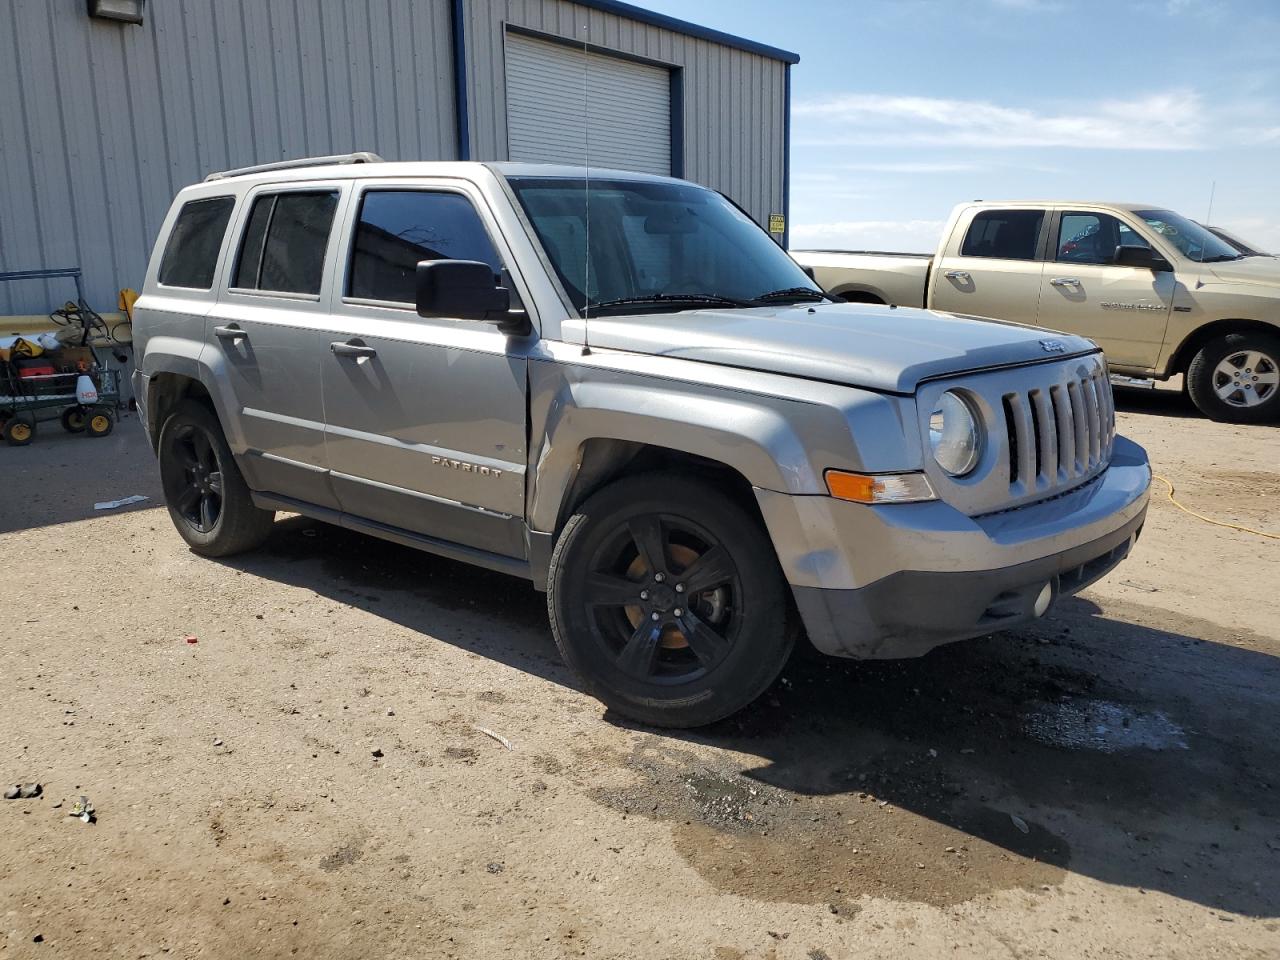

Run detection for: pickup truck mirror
[[1113, 245, 1173, 272], [416, 260, 529, 334]]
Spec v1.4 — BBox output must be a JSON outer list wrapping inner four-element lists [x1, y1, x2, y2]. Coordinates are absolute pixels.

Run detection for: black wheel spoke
[[177, 485, 201, 514], [617, 620, 663, 677], [585, 572, 643, 607], [177, 439, 200, 471], [207, 471, 223, 496], [627, 516, 668, 575], [675, 610, 731, 668], [678, 544, 735, 596], [192, 430, 214, 469], [199, 494, 217, 531]]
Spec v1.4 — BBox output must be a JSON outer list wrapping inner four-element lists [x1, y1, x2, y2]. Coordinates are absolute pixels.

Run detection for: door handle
[[330, 340, 377, 359], [213, 324, 247, 343], [944, 270, 971, 282], [1050, 277, 1081, 287]]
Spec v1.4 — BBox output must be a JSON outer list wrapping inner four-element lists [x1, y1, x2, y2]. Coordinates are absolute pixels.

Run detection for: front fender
[[526, 353, 917, 534]]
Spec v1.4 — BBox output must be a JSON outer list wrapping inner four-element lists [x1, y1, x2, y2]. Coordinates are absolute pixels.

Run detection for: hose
[[1153, 473, 1278, 541]]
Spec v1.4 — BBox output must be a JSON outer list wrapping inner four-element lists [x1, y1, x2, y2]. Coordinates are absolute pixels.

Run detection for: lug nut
[[650, 612, 660, 621], [654, 572, 666, 583], [640, 590, 650, 600], [674, 584, 684, 593], [674, 608, 683, 617]]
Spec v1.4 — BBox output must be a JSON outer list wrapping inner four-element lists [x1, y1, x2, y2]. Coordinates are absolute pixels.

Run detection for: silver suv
[[133, 155, 1152, 728]]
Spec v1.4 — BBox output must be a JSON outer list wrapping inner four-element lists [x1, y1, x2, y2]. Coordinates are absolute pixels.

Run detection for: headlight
[[929, 391, 983, 476]]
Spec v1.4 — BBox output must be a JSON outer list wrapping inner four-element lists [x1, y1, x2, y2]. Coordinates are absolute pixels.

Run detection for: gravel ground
[[1, 390, 1277, 959]]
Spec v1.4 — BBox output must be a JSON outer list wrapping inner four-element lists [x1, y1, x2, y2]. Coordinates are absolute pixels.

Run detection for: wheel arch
[[828, 283, 887, 305], [145, 372, 213, 449], [1167, 318, 1280, 377]]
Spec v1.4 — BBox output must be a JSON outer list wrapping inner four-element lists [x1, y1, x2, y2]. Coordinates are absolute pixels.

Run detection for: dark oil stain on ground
[[595, 598, 1280, 915]]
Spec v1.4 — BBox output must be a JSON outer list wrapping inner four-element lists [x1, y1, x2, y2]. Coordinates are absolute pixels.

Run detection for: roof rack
[[204, 152, 384, 182]]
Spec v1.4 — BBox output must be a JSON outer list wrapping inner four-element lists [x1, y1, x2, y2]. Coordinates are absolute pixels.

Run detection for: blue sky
[[643, 0, 1280, 253]]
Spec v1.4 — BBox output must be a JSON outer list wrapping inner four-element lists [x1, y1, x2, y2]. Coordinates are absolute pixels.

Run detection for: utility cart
[[0, 268, 123, 446]]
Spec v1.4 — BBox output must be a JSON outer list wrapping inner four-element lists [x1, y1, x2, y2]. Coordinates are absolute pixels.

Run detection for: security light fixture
[[87, 0, 145, 25]]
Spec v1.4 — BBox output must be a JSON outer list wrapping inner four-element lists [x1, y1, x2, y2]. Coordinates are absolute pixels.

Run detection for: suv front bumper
[[756, 436, 1151, 659]]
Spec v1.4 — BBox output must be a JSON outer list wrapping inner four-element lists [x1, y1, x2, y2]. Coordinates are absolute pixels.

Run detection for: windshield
[[507, 177, 822, 315], [1135, 209, 1243, 263]]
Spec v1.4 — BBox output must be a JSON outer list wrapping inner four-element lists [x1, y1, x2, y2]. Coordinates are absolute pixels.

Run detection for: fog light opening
[[1033, 582, 1054, 618]]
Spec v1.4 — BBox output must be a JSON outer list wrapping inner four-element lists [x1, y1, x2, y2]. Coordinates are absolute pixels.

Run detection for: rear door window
[[347, 190, 503, 304], [232, 190, 339, 295], [158, 197, 235, 289], [960, 210, 1044, 261]]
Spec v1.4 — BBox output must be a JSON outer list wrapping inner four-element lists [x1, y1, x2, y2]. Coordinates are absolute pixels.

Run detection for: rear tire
[[547, 473, 792, 728], [3, 415, 35, 446], [61, 406, 87, 433], [157, 400, 275, 556], [1186, 332, 1280, 423], [85, 406, 114, 438]]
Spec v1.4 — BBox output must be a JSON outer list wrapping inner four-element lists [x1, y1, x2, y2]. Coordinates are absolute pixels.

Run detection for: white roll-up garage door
[[504, 33, 672, 176]]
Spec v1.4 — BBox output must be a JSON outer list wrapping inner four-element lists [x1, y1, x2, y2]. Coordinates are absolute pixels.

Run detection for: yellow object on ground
[[1154, 473, 1278, 541]]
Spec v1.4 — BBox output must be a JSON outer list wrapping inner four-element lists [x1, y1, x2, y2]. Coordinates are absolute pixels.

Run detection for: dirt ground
[[1, 388, 1277, 959]]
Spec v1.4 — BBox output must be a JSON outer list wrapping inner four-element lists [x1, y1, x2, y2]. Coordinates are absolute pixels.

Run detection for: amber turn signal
[[825, 470, 936, 504]]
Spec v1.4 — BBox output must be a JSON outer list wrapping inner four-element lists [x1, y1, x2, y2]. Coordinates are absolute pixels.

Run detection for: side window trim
[[340, 184, 507, 311], [224, 183, 342, 303]]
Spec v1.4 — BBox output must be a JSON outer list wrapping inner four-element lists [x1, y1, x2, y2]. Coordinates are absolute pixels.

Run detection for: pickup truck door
[[207, 185, 346, 511], [1034, 210, 1173, 369], [928, 208, 1047, 324], [319, 181, 529, 561]]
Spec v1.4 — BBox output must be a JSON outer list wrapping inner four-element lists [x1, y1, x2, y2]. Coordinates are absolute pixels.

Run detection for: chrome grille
[[1002, 364, 1114, 497]]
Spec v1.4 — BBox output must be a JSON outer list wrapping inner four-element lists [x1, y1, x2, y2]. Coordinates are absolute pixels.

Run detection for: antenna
[[1206, 179, 1217, 227], [580, 24, 593, 357]]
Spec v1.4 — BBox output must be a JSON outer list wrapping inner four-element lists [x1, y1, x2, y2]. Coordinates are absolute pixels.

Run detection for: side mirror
[[1113, 245, 1173, 272], [801, 265, 817, 281], [416, 260, 527, 332]]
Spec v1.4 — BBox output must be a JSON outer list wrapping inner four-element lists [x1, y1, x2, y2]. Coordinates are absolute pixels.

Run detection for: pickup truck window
[[232, 190, 339, 295], [1056, 212, 1150, 264], [507, 177, 819, 314], [960, 210, 1044, 261], [347, 190, 503, 303], [158, 196, 235, 289], [1135, 208, 1243, 263]]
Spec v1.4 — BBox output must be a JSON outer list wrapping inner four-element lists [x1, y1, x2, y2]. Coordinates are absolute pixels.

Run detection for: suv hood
[[1207, 257, 1280, 288], [584, 302, 1096, 393]]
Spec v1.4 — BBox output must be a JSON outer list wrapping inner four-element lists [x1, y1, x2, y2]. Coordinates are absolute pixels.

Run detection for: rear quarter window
[[158, 197, 236, 289]]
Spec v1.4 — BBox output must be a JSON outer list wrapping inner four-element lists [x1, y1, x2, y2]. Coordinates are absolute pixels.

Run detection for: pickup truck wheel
[[548, 474, 791, 728], [1186, 332, 1280, 423], [157, 400, 275, 557]]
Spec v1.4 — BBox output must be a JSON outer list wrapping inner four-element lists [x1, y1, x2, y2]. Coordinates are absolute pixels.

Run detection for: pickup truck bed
[[795, 250, 931, 307]]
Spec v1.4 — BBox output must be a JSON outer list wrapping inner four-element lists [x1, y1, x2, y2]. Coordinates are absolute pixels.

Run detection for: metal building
[[0, 0, 798, 318]]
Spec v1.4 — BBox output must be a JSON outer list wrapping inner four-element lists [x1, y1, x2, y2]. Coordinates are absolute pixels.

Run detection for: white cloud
[[790, 219, 946, 253], [795, 90, 1209, 150]]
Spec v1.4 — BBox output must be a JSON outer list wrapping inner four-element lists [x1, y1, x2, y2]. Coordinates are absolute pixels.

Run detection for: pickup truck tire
[[547, 473, 791, 728], [157, 400, 275, 557], [1186, 332, 1280, 423]]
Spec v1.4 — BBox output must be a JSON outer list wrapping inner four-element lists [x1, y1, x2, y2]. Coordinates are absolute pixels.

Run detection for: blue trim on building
[[569, 0, 800, 64], [669, 67, 684, 177], [450, 0, 471, 160], [782, 63, 791, 249]]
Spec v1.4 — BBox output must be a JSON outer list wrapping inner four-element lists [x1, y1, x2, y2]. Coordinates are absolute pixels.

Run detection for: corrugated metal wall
[[461, 0, 787, 235], [0, 0, 456, 316]]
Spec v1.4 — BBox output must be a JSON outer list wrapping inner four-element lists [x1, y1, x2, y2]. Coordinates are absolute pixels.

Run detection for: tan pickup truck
[[795, 202, 1280, 423]]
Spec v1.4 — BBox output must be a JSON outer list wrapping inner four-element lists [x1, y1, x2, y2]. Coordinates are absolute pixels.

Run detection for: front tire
[[547, 473, 792, 728], [157, 400, 275, 556], [1186, 332, 1280, 423]]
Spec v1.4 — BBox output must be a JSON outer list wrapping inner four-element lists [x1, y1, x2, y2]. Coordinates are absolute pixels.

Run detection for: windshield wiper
[[1200, 253, 1245, 263], [752, 286, 836, 304], [588, 293, 755, 312]]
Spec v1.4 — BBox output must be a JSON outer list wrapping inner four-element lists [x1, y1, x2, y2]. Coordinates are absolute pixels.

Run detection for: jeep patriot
[[133, 155, 1151, 727]]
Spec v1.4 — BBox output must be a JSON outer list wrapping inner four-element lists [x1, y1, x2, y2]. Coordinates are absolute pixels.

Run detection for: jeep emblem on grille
[[1039, 339, 1066, 353]]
